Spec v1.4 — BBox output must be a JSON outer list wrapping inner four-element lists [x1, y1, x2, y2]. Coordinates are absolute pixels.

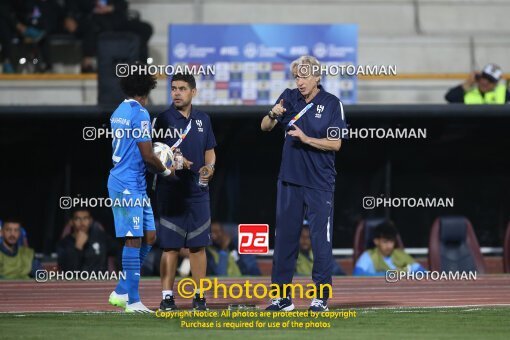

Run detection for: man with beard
[[0, 218, 42, 279]]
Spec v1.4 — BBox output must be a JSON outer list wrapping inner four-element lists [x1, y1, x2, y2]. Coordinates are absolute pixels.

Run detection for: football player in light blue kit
[[107, 70, 174, 313]]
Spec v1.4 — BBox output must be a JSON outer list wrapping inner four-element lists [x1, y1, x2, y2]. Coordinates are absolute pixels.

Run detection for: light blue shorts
[[108, 189, 156, 238]]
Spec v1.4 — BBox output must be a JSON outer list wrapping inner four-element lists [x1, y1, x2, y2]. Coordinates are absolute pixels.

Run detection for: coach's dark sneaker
[[308, 298, 329, 312], [159, 294, 178, 311], [265, 297, 295, 311], [192, 293, 208, 310]]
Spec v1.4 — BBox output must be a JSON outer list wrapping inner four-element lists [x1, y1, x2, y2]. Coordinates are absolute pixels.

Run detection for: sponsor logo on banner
[[243, 43, 258, 58], [174, 43, 188, 59], [238, 224, 269, 254], [313, 43, 327, 58]]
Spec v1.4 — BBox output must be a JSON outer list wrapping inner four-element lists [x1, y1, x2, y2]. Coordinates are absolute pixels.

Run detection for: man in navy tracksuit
[[155, 73, 216, 311], [260, 56, 347, 312]]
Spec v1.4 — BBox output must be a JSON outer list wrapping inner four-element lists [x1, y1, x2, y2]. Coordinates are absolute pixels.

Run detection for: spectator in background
[[353, 221, 426, 276], [57, 208, 118, 273], [139, 246, 191, 278], [0, 218, 42, 279], [206, 222, 261, 276], [0, 219, 29, 247], [296, 222, 345, 276], [63, 0, 153, 73], [445, 63, 510, 104], [0, 0, 63, 73], [0, 0, 17, 73]]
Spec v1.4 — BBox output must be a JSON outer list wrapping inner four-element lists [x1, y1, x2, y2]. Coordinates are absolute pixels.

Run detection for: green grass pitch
[[1, 307, 509, 339]]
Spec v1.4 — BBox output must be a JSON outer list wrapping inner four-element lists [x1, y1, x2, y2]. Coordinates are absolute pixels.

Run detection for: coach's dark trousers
[[272, 180, 334, 299]]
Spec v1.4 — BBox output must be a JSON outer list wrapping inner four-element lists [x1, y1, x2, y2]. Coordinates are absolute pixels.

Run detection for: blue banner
[[168, 24, 358, 104]]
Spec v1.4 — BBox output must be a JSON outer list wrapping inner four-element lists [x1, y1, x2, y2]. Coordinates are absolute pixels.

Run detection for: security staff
[[445, 63, 510, 104]]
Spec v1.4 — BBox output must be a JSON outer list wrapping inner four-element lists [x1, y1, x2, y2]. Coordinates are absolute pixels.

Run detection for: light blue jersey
[[353, 250, 426, 276], [108, 99, 152, 194], [107, 99, 155, 238]]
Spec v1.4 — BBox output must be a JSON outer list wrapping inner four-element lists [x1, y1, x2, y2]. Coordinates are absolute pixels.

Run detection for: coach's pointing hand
[[262, 100, 286, 131], [271, 99, 286, 117]]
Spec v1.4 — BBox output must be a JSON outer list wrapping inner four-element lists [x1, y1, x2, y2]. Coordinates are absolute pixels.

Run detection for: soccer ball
[[153, 142, 173, 168]]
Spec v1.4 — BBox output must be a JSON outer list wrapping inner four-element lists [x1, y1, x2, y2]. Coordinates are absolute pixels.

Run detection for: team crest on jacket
[[196, 119, 204, 132], [315, 105, 325, 118]]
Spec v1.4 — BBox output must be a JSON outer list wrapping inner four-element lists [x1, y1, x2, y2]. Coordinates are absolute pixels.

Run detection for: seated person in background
[[353, 221, 426, 276], [0, 219, 29, 247], [57, 208, 118, 273], [296, 222, 345, 276], [140, 246, 190, 277], [63, 0, 153, 72], [0, 0, 63, 73], [0, 218, 42, 279], [206, 222, 261, 276], [445, 63, 510, 104]]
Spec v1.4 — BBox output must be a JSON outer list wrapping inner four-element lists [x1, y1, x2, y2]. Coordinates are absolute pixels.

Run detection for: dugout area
[[1, 105, 510, 338], [2, 105, 510, 252]]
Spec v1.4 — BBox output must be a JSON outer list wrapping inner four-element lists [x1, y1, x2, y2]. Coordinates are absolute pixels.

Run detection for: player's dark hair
[[171, 72, 196, 89], [120, 64, 157, 98], [373, 220, 398, 241], [2, 217, 22, 226]]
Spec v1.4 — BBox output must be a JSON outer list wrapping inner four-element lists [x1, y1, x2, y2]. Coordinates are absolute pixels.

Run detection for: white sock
[[162, 290, 173, 299]]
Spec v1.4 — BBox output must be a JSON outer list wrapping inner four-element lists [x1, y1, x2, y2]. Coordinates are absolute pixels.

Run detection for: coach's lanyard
[[285, 102, 314, 136], [152, 118, 193, 191], [170, 119, 193, 151]]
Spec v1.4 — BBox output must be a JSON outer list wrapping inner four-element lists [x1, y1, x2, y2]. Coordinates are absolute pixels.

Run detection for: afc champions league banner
[[168, 24, 358, 105]]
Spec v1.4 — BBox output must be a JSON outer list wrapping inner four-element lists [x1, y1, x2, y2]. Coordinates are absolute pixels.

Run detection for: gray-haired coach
[[261, 55, 347, 312]]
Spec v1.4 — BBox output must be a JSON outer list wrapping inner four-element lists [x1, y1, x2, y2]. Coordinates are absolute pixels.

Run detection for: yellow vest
[[0, 246, 34, 279], [464, 84, 507, 104], [296, 250, 313, 276]]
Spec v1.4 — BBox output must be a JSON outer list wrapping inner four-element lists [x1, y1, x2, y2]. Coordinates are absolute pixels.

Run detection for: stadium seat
[[503, 221, 510, 273], [353, 217, 404, 263], [428, 216, 486, 273]]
